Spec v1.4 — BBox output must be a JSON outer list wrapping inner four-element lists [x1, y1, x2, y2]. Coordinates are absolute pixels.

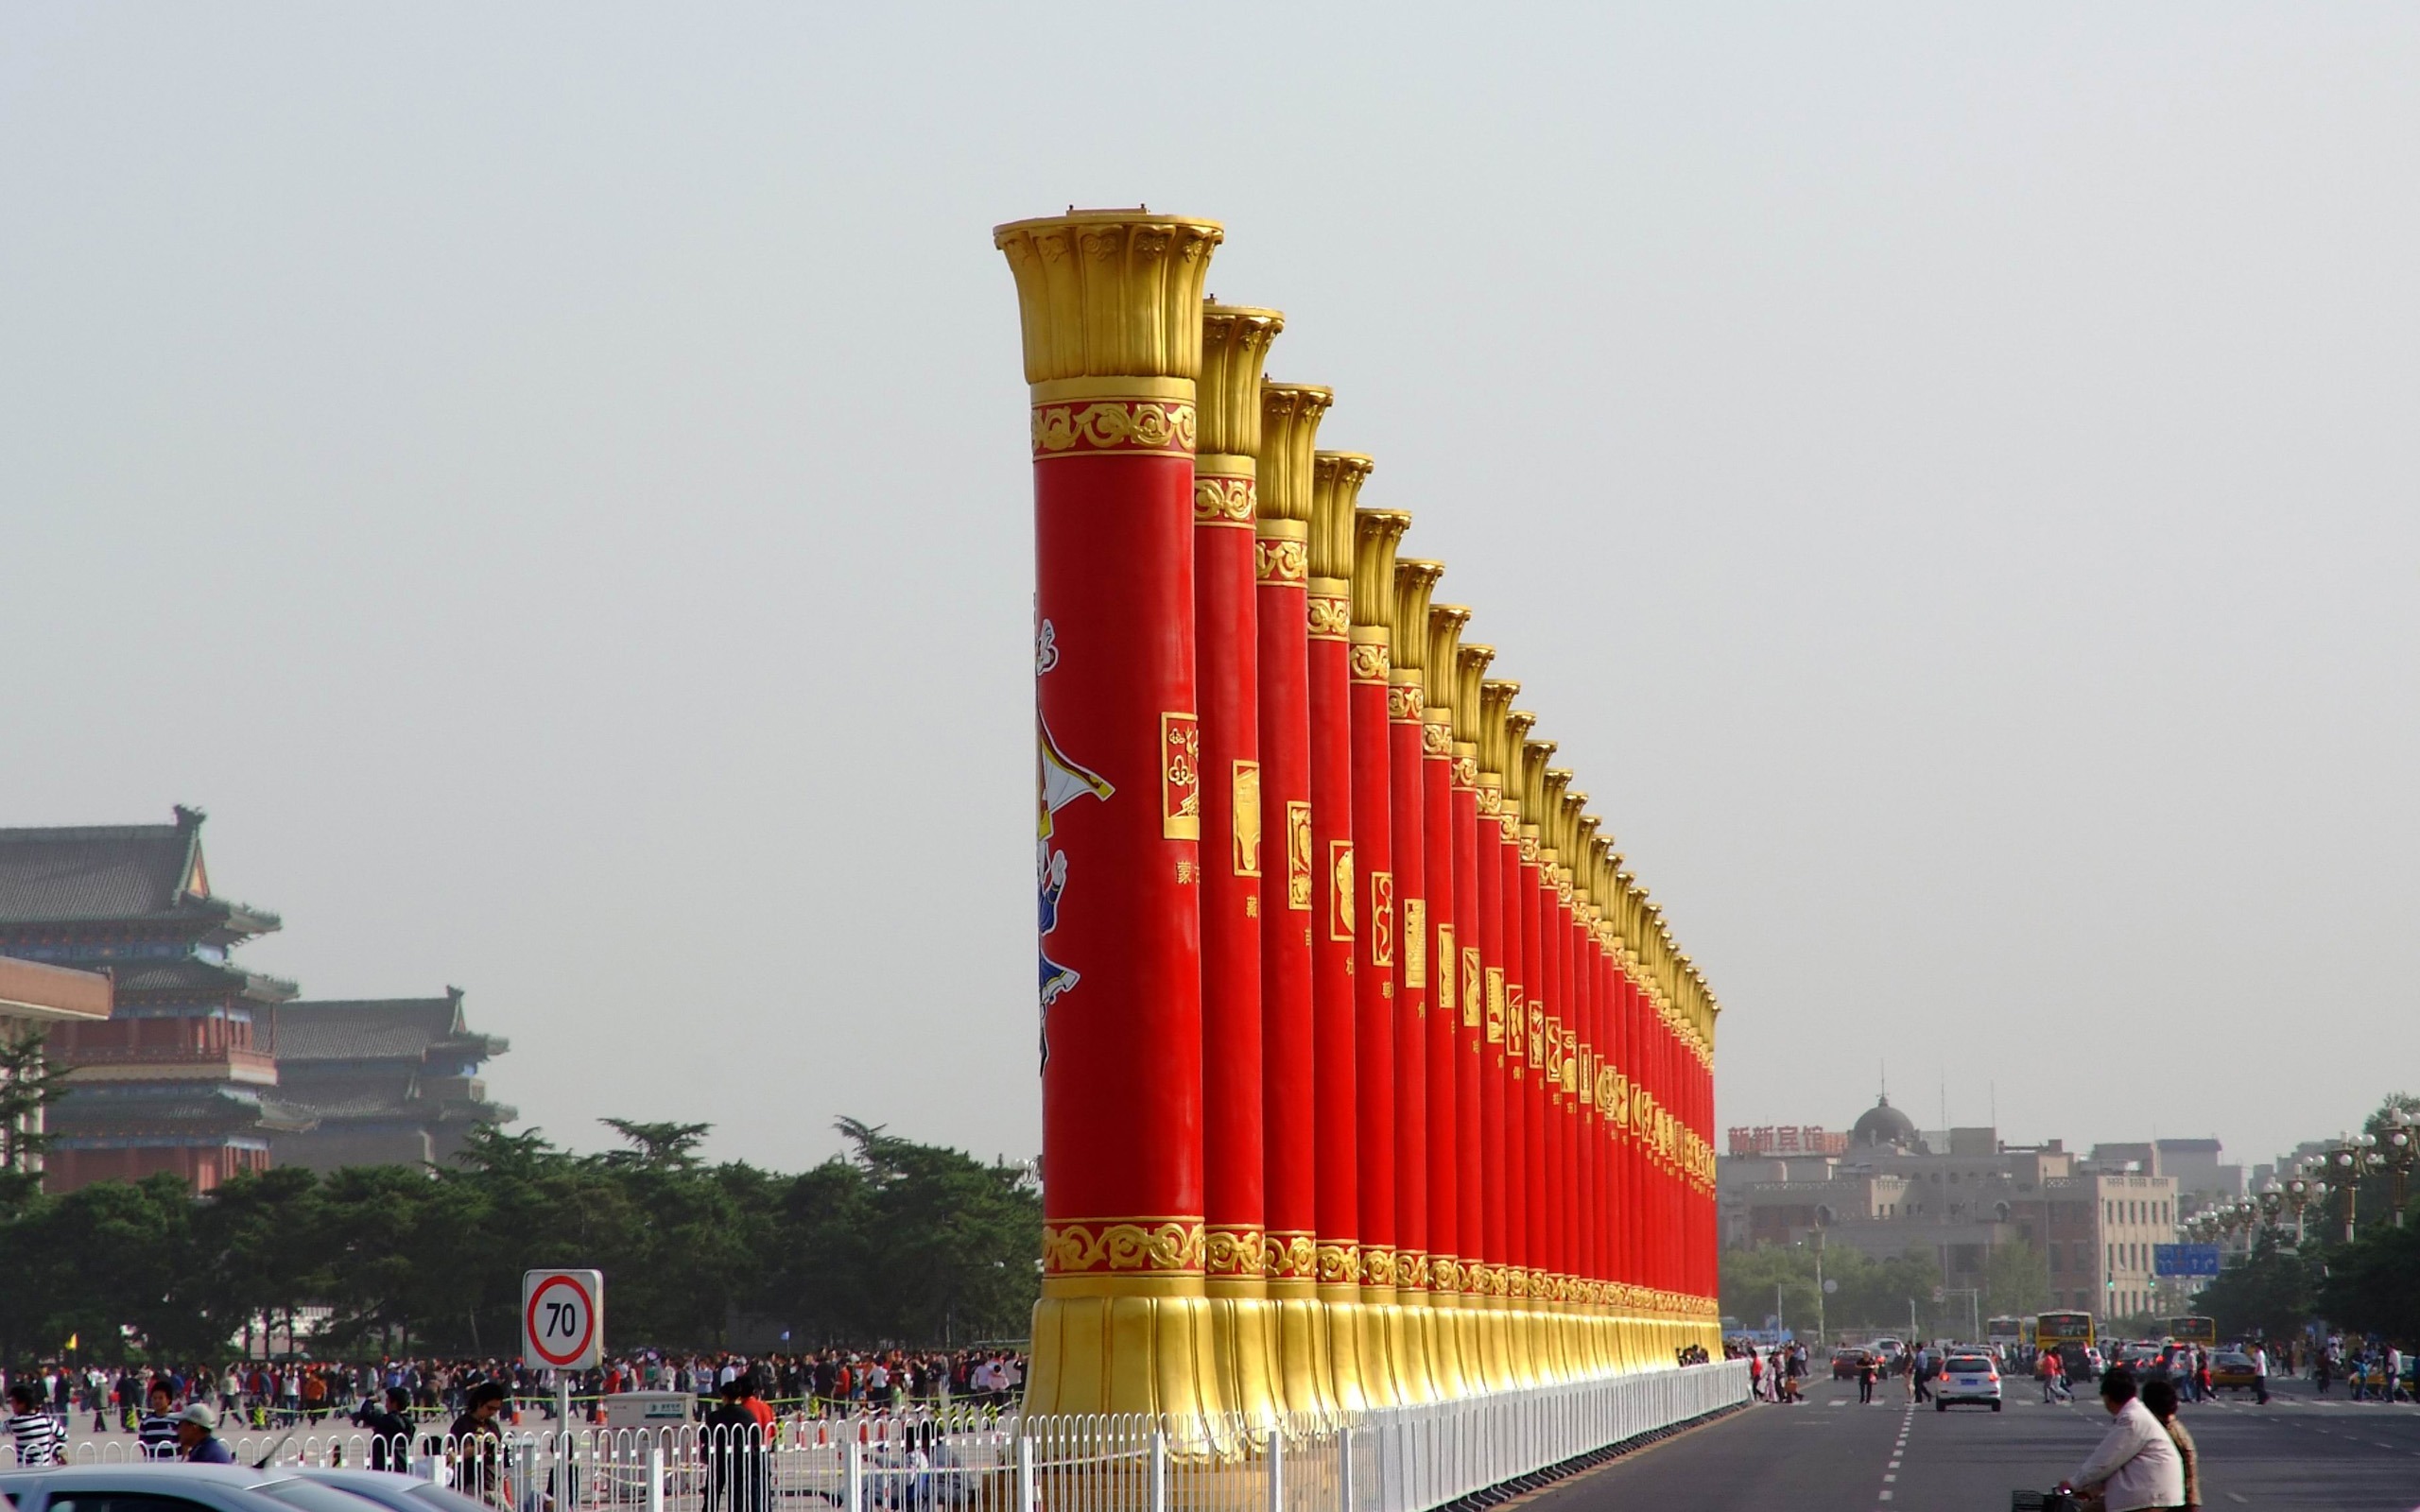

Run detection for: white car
[[1937, 1351, 2004, 1411]]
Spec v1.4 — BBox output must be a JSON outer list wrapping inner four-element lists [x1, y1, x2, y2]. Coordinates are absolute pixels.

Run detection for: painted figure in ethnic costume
[[1036, 618, 1111, 1067]]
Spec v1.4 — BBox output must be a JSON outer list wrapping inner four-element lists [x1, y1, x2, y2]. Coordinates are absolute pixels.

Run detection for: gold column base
[[1478, 1293, 1517, 1391], [1266, 1281, 1337, 1420], [1392, 1289, 1440, 1403], [1203, 1281, 1282, 1429], [1316, 1285, 1372, 1412], [1426, 1287, 1471, 1399], [1027, 1280, 1228, 1432], [1357, 1284, 1407, 1406]]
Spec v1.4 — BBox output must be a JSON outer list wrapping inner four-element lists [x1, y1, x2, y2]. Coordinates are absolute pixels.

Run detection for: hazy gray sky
[[5, 7, 2413, 1177]]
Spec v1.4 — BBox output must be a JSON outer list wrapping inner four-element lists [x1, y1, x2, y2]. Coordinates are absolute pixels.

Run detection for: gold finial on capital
[[1426, 605, 1472, 712], [1309, 452, 1374, 580], [994, 211, 1224, 383], [1257, 384, 1333, 524], [1350, 508, 1410, 630], [1199, 302, 1283, 457], [1393, 560, 1443, 668]]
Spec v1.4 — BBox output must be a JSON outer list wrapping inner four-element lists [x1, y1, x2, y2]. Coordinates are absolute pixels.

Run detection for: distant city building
[[2087, 1138, 2243, 1203], [268, 989, 513, 1172], [0, 807, 513, 1193], [1720, 1093, 2186, 1326]]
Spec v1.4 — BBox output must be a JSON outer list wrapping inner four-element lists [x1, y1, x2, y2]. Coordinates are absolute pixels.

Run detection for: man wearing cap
[[176, 1402, 236, 1465]]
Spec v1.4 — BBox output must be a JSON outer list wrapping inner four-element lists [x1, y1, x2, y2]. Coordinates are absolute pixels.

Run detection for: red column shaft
[[1498, 821, 1530, 1295], [1539, 876, 1564, 1302], [1451, 771, 1485, 1304], [1476, 796, 1508, 1291], [1422, 728, 1457, 1290], [1197, 481, 1263, 1282], [1350, 665, 1396, 1283], [1571, 910, 1594, 1308], [1389, 696, 1427, 1288], [1255, 533, 1314, 1284], [1034, 445, 1202, 1251], [1308, 604, 1357, 1279], [1521, 848, 1547, 1291]]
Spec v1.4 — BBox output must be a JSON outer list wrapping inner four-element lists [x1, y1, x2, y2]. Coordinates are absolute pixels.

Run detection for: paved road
[[1535, 1376, 2420, 1512]]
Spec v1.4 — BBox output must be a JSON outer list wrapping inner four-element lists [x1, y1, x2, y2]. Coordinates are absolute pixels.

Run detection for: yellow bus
[[2036, 1310, 2096, 1349], [2166, 1315, 2218, 1347]]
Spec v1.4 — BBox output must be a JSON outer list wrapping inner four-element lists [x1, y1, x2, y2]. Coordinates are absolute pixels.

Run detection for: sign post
[[525, 1269, 603, 1431]]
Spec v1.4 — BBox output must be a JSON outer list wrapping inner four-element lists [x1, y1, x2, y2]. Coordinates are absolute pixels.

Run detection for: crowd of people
[[1, 1349, 1030, 1469]]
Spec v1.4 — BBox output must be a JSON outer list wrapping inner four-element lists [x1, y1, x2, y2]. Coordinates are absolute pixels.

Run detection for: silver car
[[1936, 1351, 2005, 1411], [0, 1464, 379, 1512]]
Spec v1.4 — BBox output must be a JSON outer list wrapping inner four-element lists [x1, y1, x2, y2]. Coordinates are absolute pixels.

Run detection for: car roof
[[1, 1466, 268, 1486]]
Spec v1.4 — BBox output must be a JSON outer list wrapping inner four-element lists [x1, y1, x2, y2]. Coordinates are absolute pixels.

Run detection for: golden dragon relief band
[[1042, 1219, 1206, 1275], [1031, 399, 1197, 458]]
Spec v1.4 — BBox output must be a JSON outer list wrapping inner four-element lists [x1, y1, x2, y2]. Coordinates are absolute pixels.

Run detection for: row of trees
[[1719, 1236, 2051, 1339], [0, 1115, 1042, 1364]]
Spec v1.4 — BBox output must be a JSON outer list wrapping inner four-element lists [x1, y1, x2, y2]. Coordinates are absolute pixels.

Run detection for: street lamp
[[2377, 1118, 2420, 1228], [2326, 1137, 2382, 1245]]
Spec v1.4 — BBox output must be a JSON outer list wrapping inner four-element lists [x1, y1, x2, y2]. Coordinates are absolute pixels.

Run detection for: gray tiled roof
[[270, 990, 506, 1063], [0, 806, 279, 933]]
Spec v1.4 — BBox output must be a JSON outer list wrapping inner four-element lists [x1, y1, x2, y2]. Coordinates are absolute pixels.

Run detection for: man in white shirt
[[2249, 1343, 2270, 1405], [2059, 1367, 2185, 1512]]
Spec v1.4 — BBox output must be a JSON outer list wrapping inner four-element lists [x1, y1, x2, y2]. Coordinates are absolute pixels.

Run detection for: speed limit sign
[[523, 1269, 603, 1371]]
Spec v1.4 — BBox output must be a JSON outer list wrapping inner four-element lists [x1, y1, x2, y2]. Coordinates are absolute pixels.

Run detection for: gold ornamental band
[[1348, 626, 1389, 684], [1255, 534, 1308, 585], [1396, 1250, 1429, 1291], [1265, 1230, 1317, 1281], [1203, 1224, 1269, 1278], [1358, 1246, 1398, 1288], [1307, 588, 1352, 642], [1193, 468, 1255, 526], [1042, 1216, 1206, 1276], [1029, 376, 1197, 460], [1314, 1241, 1361, 1287], [1387, 675, 1424, 721]]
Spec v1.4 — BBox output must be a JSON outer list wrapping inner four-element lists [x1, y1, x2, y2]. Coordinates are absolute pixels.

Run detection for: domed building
[[1850, 1094, 1928, 1155]]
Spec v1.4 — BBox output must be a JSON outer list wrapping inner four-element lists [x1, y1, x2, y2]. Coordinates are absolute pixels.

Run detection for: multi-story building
[[0, 807, 311, 1192], [267, 989, 514, 1172], [0, 955, 113, 1179], [0, 807, 515, 1193], [1720, 1095, 2186, 1323]]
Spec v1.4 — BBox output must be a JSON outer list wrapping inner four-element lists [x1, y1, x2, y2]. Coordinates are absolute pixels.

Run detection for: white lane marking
[[1877, 1495, 1892, 1503], [1882, 1473, 1896, 1483], [2225, 1495, 2248, 1505]]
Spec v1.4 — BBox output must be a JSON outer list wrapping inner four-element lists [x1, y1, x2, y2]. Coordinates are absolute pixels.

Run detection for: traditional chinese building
[[0, 806, 311, 1192], [267, 989, 514, 1172]]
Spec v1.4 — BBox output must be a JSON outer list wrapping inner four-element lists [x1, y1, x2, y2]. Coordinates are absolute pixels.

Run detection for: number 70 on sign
[[523, 1269, 604, 1371]]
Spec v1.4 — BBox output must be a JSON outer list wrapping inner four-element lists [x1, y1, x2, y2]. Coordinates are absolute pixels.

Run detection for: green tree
[[2315, 1214, 2420, 1340], [0, 1026, 77, 1208], [1984, 1242, 2052, 1318], [2190, 1230, 2320, 1342]]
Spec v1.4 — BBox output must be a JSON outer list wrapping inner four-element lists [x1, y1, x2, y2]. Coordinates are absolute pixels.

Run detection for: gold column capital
[[1426, 604, 1471, 713], [994, 210, 1223, 382], [1310, 451, 1374, 581], [1258, 383, 1333, 525], [1518, 730, 1553, 824], [1198, 301, 1283, 463], [1455, 644, 1495, 745], [1392, 560, 1443, 669], [1351, 507, 1410, 630]]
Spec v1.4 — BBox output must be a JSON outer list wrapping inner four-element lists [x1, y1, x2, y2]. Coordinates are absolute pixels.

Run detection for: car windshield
[[1947, 1357, 1991, 1372], [255, 1480, 396, 1512]]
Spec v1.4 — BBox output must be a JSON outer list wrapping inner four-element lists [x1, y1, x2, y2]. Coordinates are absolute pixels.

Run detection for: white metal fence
[[7, 1362, 1748, 1512]]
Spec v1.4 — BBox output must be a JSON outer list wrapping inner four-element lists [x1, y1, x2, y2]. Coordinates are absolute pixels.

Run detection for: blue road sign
[[2153, 1244, 2221, 1278]]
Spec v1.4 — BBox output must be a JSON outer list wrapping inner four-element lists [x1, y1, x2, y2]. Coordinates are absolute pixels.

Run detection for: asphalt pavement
[[1530, 1375, 2420, 1512]]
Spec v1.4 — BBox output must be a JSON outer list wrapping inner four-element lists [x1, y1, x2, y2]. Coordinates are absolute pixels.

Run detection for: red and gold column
[[1348, 503, 1411, 1407], [1456, 645, 1511, 1391], [1195, 301, 1283, 1425], [1516, 728, 1555, 1379], [1253, 380, 1334, 1417], [997, 209, 1220, 1420], [1418, 593, 1472, 1399], [1307, 449, 1370, 1409], [1389, 556, 1443, 1402], [1492, 694, 1541, 1384]]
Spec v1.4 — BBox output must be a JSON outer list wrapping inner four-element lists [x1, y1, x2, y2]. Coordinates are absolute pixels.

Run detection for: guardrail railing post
[[1268, 1424, 1286, 1512], [647, 1439, 664, 1512], [1150, 1429, 1169, 1512], [1016, 1433, 1037, 1512], [846, 1437, 865, 1512], [1339, 1420, 1355, 1512]]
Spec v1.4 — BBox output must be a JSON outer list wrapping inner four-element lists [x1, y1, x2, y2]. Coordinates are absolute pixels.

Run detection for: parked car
[[1936, 1351, 2004, 1412], [1832, 1348, 1874, 1381], [0, 1465, 369, 1512]]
